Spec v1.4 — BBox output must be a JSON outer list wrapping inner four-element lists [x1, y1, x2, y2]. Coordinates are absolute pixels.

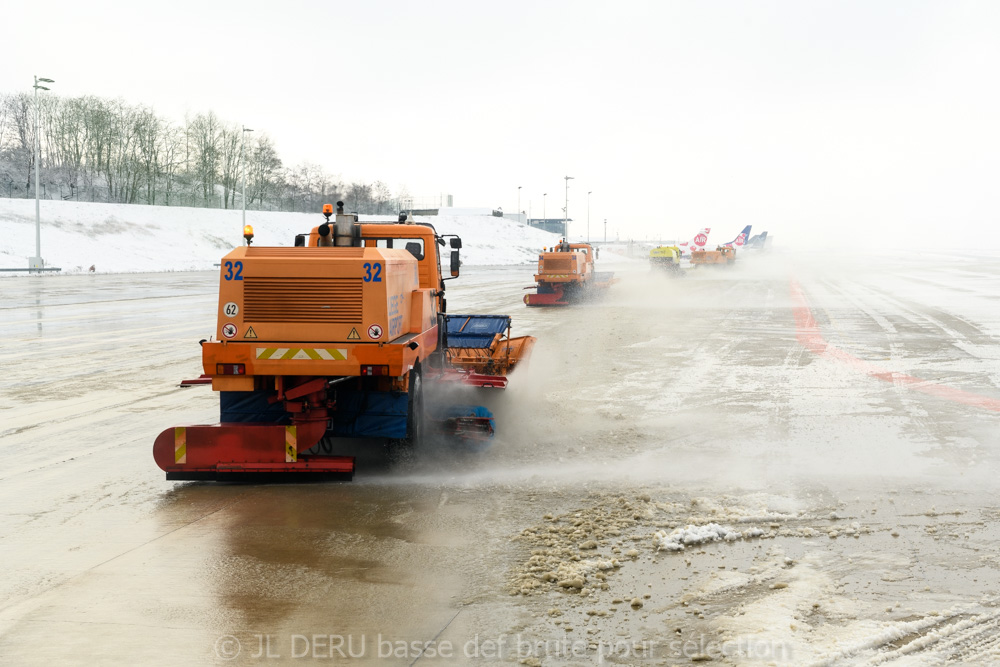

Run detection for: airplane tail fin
[[677, 227, 711, 255], [746, 231, 768, 249], [722, 225, 752, 248]]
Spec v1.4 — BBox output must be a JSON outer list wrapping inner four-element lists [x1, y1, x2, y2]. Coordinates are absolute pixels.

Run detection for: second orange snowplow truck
[[523, 240, 614, 306], [690, 246, 737, 267], [153, 202, 534, 480]]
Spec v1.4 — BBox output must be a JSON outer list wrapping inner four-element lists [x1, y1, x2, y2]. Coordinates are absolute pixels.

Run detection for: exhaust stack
[[334, 201, 355, 247]]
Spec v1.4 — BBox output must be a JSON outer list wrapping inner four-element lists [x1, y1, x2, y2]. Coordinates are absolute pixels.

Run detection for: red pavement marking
[[790, 279, 1000, 413]]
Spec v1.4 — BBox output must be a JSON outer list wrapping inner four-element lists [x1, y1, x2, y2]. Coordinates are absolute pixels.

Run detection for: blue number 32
[[223, 261, 243, 281], [363, 263, 382, 282]]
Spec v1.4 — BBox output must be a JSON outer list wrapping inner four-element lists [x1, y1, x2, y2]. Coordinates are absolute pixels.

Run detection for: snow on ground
[[652, 523, 764, 551], [0, 199, 561, 274]]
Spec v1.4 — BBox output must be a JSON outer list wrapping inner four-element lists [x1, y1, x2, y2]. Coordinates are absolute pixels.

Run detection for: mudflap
[[329, 390, 410, 440]]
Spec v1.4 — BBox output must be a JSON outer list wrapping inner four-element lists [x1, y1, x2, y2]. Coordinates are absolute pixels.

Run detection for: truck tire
[[405, 363, 426, 448]]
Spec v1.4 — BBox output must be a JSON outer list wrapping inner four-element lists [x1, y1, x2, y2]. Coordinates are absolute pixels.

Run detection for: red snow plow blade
[[430, 368, 510, 389], [179, 374, 212, 387], [523, 285, 569, 307], [153, 423, 355, 481]]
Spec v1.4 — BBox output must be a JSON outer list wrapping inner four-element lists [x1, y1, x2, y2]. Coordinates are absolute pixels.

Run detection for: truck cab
[[533, 239, 596, 285], [649, 245, 682, 272], [690, 245, 736, 267]]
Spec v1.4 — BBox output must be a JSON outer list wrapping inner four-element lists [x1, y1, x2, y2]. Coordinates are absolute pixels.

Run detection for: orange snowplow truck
[[690, 246, 737, 267], [523, 240, 614, 306], [154, 202, 534, 480]]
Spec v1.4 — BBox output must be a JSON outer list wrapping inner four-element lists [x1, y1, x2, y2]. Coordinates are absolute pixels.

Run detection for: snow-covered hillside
[[0, 199, 561, 274]]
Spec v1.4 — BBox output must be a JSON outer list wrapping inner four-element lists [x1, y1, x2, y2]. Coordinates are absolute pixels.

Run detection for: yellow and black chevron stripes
[[256, 348, 348, 361], [285, 425, 297, 462], [174, 427, 186, 464]]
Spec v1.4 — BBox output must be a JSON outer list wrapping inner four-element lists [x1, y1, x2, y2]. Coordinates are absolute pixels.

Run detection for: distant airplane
[[721, 225, 752, 250], [744, 231, 769, 250], [677, 227, 711, 256]]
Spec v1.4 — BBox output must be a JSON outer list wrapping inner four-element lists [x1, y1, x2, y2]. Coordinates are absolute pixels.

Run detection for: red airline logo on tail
[[679, 227, 711, 249]]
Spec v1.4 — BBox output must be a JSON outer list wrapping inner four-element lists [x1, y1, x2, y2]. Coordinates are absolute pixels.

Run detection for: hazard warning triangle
[[347, 327, 361, 340], [244, 326, 257, 339]]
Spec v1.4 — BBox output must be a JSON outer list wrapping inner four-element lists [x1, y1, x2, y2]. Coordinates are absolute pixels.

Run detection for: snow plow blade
[[591, 271, 616, 288], [443, 314, 535, 376], [524, 288, 569, 307], [153, 423, 355, 481], [179, 374, 212, 387], [430, 368, 510, 389]]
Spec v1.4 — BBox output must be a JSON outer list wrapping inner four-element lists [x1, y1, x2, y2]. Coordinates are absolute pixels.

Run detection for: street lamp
[[604, 218, 608, 243], [241, 126, 254, 237], [564, 175, 574, 238], [517, 186, 521, 224], [587, 191, 592, 243], [542, 193, 547, 221], [31, 75, 54, 272]]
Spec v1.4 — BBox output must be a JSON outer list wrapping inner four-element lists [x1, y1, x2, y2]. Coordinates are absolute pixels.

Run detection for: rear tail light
[[360, 365, 390, 376], [217, 363, 246, 375]]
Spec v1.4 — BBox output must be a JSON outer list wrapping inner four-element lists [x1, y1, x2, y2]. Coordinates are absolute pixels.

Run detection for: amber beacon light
[[243, 225, 254, 245]]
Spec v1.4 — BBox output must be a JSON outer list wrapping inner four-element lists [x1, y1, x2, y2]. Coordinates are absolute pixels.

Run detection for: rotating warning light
[[243, 225, 254, 245]]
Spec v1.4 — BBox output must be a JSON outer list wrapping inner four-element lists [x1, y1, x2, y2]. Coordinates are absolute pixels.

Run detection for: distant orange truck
[[524, 240, 614, 306], [690, 246, 737, 267]]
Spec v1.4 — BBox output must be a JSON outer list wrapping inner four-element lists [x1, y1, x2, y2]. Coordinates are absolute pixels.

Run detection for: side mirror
[[450, 237, 462, 249], [450, 250, 460, 278]]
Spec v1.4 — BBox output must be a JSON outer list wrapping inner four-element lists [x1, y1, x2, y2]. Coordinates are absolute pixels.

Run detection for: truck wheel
[[405, 364, 426, 448]]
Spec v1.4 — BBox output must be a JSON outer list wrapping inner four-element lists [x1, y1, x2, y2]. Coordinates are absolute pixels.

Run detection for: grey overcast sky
[[3, 1, 999, 248]]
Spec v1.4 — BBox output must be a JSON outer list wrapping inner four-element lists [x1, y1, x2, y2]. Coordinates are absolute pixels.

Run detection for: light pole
[[241, 126, 254, 235], [517, 185, 521, 224], [604, 218, 608, 243], [564, 175, 574, 238], [32, 75, 54, 272], [542, 193, 547, 221], [587, 191, 592, 243]]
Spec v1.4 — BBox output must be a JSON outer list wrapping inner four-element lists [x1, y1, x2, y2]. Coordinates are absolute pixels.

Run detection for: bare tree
[[345, 181, 374, 214], [248, 134, 282, 207], [218, 123, 241, 209], [0, 90, 396, 214], [3, 93, 34, 192], [189, 112, 221, 205], [372, 180, 392, 214]]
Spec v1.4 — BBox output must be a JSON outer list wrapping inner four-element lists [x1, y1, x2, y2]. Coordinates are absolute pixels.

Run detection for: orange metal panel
[[202, 327, 439, 380], [409, 288, 434, 334], [214, 246, 419, 343], [212, 376, 255, 392]]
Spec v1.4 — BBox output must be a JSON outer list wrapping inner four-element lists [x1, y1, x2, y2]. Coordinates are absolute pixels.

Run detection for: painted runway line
[[790, 279, 1000, 413]]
